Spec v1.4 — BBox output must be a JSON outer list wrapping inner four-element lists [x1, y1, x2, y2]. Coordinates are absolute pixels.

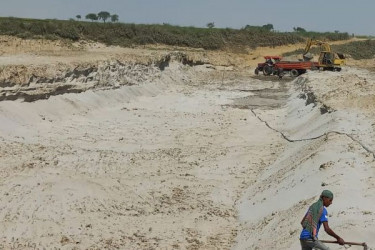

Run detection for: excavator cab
[[318, 52, 345, 71], [320, 52, 334, 65]]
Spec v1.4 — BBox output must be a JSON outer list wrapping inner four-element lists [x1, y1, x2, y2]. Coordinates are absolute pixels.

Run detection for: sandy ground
[[0, 36, 374, 249], [235, 68, 375, 249]]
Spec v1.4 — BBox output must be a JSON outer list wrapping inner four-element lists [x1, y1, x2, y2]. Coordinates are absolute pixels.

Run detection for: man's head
[[321, 190, 334, 207]]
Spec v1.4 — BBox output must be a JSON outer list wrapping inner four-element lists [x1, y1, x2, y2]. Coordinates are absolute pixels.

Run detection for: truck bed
[[275, 61, 318, 70]]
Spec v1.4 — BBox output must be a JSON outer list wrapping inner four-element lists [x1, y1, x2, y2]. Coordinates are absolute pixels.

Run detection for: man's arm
[[322, 221, 345, 245], [300, 214, 307, 227]]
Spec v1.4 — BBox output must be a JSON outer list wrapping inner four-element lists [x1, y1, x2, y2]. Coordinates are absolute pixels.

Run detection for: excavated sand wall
[[0, 52, 205, 102], [0, 61, 160, 102]]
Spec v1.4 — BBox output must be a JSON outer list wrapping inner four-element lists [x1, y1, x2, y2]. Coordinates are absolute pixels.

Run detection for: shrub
[[0, 17, 350, 50], [334, 40, 375, 59]]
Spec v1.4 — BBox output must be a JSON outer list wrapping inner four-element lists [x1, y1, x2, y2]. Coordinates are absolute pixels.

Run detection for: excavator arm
[[304, 38, 332, 56], [320, 42, 331, 52], [303, 38, 313, 55]]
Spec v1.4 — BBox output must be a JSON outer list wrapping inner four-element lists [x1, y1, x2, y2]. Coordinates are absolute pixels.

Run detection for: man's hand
[[323, 222, 344, 245], [337, 237, 345, 245]]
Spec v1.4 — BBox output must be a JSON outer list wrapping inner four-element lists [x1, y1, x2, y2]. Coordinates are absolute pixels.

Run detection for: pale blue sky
[[1, 0, 374, 35]]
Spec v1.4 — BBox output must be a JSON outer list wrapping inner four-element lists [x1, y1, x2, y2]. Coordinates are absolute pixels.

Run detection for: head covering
[[321, 190, 333, 199], [301, 190, 334, 239]]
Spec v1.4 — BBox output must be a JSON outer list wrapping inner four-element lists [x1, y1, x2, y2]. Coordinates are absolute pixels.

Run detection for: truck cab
[[254, 56, 282, 75]]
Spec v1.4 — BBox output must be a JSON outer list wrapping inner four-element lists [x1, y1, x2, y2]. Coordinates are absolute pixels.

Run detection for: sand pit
[[0, 62, 284, 249], [0, 37, 374, 249]]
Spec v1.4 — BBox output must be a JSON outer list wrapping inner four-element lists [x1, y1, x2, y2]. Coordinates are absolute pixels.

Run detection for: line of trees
[[75, 11, 119, 23], [243, 23, 274, 31]]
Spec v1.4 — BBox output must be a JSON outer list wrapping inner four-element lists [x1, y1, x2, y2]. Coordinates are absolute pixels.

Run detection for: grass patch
[[0, 17, 350, 50], [334, 40, 375, 59]]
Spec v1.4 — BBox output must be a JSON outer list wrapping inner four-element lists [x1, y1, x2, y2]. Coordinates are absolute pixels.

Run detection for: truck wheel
[[255, 68, 259, 75], [263, 65, 272, 76], [278, 68, 284, 79], [290, 69, 299, 77]]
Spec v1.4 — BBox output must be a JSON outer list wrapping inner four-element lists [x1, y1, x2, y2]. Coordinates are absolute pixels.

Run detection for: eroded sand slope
[[236, 68, 375, 249]]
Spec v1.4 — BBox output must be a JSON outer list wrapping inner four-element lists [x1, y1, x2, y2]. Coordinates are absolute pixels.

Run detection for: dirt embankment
[[0, 36, 217, 102], [0, 36, 243, 102], [0, 58, 164, 102], [1, 35, 370, 103]]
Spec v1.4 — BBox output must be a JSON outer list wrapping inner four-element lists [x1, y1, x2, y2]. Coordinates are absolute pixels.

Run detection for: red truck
[[274, 60, 319, 78], [255, 56, 319, 78]]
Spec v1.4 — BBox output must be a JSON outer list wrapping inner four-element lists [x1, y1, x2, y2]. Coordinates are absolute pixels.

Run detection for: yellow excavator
[[303, 38, 345, 71]]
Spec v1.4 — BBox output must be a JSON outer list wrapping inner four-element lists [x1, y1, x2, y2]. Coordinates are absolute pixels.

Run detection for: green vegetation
[[262, 24, 274, 31], [335, 40, 375, 59], [111, 14, 119, 23], [85, 13, 98, 22], [282, 39, 375, 60], [354, 35, 374, 39], [97, 11, 111, 23], [0, 17, 350, 50], [292, 31, 349, 41], [206, 22, 215, 29], [83, 11, 118, 23], [293, 27, 306, 32]]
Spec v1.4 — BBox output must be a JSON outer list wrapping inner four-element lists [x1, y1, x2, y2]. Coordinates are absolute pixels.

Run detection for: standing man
[[300, 190, 345, 250]]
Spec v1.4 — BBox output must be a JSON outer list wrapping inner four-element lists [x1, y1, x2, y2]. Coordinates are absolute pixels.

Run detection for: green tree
[[85, 13, 98, 22], [98, 11, 111, 23], [76, 15, 81, 20], [243, 25, 262, 31], [206, 22, 215, 28], [111, 14, 119, 23], [293, 26, 306, 32], [262, 23, 274, 31]]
